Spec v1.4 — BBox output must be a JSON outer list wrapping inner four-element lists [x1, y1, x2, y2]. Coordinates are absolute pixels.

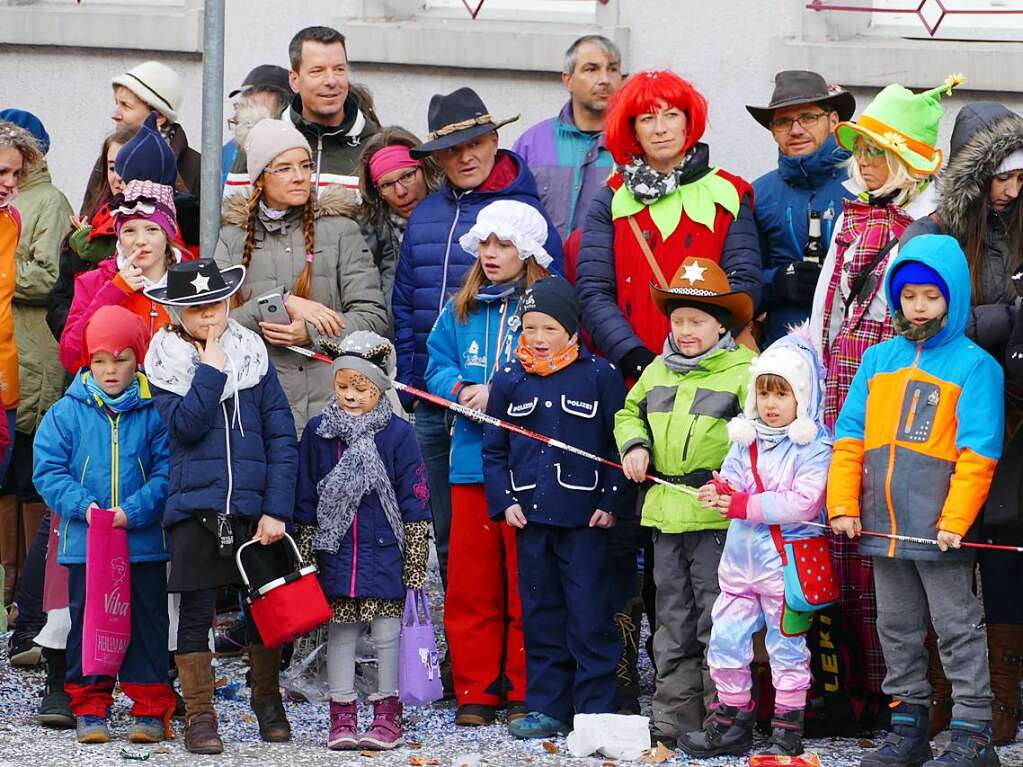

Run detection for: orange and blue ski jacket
[[827, 234, 1004, 560]]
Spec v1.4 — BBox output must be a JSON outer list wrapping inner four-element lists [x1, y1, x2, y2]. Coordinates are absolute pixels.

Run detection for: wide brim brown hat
[[746, 70, 856, 130], [650, 258, 754, 328]]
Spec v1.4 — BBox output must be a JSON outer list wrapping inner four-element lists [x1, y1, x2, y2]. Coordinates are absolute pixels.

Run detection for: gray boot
[[678, 701, 755, 758]]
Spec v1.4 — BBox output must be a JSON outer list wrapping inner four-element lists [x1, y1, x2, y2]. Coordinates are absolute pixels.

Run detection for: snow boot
[[678, 701, 756, 758], [861, 701, 933, 767], [37, 647, 74, 728], [327, 699, 358, 750], [759, 708, 805, 756], [923, 719, 1001, 767], [358, 695, 403, 750]]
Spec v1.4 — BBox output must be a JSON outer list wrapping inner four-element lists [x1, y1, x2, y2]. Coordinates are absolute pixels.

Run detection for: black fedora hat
[[410, 87, 519, 158], [144, 259, 246, 306], [746, 70, 856, 130]]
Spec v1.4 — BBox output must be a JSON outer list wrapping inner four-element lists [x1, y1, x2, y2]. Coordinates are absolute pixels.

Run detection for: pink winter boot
[[358, 695, 403, 750], [327, 699, 358, 750]]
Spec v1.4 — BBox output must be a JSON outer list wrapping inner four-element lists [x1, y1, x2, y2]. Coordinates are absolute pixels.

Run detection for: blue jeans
[[414, 402, 454, 590]]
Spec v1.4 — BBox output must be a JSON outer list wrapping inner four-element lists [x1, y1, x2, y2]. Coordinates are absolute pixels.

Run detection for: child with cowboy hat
[[614, 257, 755, 748], [142, 259, 299, 755]]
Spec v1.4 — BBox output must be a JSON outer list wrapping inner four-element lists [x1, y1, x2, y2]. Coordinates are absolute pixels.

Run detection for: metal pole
[[199, 0, 225, 259]]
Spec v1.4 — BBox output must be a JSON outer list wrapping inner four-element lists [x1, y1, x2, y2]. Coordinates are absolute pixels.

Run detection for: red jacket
[[59, 257, 172, 373]]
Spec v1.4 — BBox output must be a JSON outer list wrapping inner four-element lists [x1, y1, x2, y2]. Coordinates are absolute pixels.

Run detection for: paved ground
[[2, 570, 1022, 766]]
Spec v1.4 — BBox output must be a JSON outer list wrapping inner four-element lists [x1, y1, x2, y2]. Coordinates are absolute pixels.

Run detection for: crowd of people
[[1, 22, 1022, 767]]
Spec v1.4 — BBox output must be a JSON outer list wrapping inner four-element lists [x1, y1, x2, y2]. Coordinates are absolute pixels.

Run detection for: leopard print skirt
[[298, 520, 431, 624]]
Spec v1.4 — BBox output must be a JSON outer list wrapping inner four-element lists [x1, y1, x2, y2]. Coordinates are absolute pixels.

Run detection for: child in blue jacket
[[424, 199, 553, 728], [294, 331, 431, 752], [33, 304, 173, 745], [483, 277, 634, 739], [143, 259, 298, 755]]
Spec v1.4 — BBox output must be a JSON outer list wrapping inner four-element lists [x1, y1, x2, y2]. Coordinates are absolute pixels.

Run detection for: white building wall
[[2, 0, 1021, 209]]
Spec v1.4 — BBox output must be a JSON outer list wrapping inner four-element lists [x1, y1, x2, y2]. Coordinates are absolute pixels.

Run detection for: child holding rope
[[482, 276, 634, 739], [614, 258, 755, 747], [424, 199, 552, 728], [828, 234, 1003, 767], [680, 324, 832, 759]]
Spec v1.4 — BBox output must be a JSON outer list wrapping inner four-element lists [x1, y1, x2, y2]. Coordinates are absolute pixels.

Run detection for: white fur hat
[[459, 200, 552, 268], [112, 61, 183, 123], [727, 345, 819, 446]]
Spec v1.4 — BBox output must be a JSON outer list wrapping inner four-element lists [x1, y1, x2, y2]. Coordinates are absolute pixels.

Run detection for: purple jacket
[[513, 102, 614, 239]]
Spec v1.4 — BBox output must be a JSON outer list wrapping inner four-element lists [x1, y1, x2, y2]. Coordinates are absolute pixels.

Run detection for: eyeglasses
[[769, 111, 829, 134], [376, 167, 421, 195], [227, 118, 259, 131], [852, 141, 887, 160], [264, 161, 316, 178]]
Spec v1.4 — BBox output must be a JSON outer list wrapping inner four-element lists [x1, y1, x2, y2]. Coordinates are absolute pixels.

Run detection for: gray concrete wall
[[1, 0, 1021, 209]]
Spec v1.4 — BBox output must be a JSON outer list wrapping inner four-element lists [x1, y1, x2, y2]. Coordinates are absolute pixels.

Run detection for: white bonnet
[[458, 200, 552, 268]]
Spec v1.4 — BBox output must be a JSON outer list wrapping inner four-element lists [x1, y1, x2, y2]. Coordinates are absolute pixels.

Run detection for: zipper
[[349, 511, 359, 596], [222, 404, 233, 516], [137, 458, 147, 482], [437, 196, 463, 314], [62, 515, 71, 555], [109, 413, 121, 506], [80, 456, 91, 485], [883, 345, 922, 557], [314, 134, 324, 197], [681, 417, 697, 462]]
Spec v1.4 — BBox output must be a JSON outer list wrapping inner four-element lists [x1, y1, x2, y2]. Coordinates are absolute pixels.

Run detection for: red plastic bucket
[[236, 534, 332, 648]]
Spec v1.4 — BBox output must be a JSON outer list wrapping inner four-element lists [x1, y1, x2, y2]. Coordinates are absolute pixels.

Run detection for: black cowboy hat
[[746, 70, 856, 130], [410, 87, 519, 158], [144, 259, 246, 306]]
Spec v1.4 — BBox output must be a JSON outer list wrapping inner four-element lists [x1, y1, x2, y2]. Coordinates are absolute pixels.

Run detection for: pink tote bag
[[82, 508, 131, 677]]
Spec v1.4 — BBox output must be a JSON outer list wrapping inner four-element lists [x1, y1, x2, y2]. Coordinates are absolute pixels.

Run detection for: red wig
[[604, 70, 709, 166]]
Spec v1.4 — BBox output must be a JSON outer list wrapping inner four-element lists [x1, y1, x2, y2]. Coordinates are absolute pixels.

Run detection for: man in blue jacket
[[392, 87, 563, 610], [747, 71, 856, 345]]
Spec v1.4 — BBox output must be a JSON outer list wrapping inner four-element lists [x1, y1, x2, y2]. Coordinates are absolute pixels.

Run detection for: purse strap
[[843, 237, 897, 312], [627, 215, 669, 288], [750, 441, 789, 566]]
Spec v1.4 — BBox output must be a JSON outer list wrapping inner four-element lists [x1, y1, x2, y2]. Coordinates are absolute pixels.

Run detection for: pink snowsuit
[[706, 331, 833, 710]]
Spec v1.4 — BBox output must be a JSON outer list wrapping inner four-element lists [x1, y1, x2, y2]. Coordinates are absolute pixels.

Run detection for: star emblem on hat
[[681, 262, 707, 285], [191, 272, 211, 293]]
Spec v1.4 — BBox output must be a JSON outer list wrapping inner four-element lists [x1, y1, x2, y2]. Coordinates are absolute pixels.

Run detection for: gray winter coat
[[215, 187, 389, 435], [902, 102, 1023, 354]]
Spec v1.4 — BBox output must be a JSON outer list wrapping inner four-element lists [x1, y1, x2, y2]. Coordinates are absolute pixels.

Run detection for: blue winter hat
[[891, 260, 950, 304], [0, 109, 49, 154], [114, 111, 176, 186]]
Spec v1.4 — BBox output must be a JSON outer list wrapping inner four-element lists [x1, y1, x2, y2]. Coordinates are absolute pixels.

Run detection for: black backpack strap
[[843, 238, 898, 312]]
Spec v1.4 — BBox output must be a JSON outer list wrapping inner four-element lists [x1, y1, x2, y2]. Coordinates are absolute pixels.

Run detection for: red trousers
[[445, 483, 526, 706]]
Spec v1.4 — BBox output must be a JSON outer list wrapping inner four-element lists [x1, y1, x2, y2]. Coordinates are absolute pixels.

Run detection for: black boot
[[678, 701, 755, 758], [37, 647, 74, 728], [759, 708, 805, 756], [862, 702, 933, 767]]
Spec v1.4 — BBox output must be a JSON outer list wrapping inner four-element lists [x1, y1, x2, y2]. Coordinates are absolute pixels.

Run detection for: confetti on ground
[[2, 567, 1021, 766]]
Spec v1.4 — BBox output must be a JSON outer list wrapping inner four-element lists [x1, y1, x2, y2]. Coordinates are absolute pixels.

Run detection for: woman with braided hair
[[215, 118, 388, 436]]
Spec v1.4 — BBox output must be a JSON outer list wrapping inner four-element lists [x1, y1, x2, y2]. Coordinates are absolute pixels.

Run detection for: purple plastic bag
[[398, 588, 442, 706]]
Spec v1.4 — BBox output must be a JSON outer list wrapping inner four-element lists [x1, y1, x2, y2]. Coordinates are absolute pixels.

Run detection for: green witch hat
[[835, 74, 965, 177]]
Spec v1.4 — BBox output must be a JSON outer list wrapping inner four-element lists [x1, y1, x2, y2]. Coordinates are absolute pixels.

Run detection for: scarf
[[662, 332, 736, 374], [751, 421, 790, 450], [85, 373, 142, 413], [312, 397, 405, 556], [258, 200, 288, 221], [145, 319, 269, 434], [893, 311, 948, 342], [515, 336, 579, 376], [620, 145, 706, 205]]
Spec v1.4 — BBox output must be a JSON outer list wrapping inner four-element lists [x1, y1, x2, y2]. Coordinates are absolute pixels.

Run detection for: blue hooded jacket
[[424, 283, 525, 484], [831, 234, 1004, 560], [33, 372, 170, 565], [753, 135, 854, 344], [392, 150, 563, 396]]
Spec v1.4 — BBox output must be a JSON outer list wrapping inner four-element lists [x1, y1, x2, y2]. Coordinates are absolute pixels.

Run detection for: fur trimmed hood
[[937, 104, 1023, 239], [221, 184, 360, 227]]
